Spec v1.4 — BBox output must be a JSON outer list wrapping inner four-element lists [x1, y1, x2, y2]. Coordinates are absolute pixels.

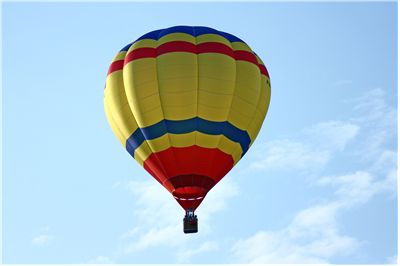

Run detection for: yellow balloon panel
[[124, 59, 158, 87], [247, 77, 271, 142], [129, 39, 157, 50], [197, 53, 235, 122], [197, 104, 229, 122], [198, 90, 232, 109], [227, 108, 253, 131], [105, 71, 139, 139], [198, 54, 235, 82], [157, 53, 198, 121], [216, 136, 242, 164], [196, 34, 232, 46], [112, 51, 127, 62], [226, 61, 261, 130], [156, 58, 197, 79], [231, 41, 253, 53], [123, 58, 165, 128], [158, 33, 195, 45], [230, 96, 258, 118], [259, 78, 271, 116], [170, 132, 196, 147]]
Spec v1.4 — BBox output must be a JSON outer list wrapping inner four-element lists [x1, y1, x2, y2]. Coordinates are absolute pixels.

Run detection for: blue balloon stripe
[[125, 117, 251, 159], [121, 26, 245, 52]]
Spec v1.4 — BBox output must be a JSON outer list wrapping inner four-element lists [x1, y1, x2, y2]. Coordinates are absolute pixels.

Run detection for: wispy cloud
[[232, 169, 394, 263], [249, 120, 359, 172], [318, 170, 396, 206], [351, 88, 397, 162], [232, 217, 358, 263]]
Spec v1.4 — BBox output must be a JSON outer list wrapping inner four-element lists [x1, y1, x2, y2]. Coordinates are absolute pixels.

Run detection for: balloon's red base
[[143, 145, 234, 210]]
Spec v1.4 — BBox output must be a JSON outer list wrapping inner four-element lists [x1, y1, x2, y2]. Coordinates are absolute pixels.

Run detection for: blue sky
[[2, 1, 397, 264]]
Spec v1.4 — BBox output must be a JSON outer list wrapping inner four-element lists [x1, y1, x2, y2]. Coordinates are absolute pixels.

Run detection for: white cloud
[[318, 170, 396, 206], [232, 168, 394, 263], [232, 88, 397, 264], [303, 121, 360, 151], [32, 234, 53, 246], [232, 228, 358, 264], [350, 88, 397, 161], [352, 88, 389, 123], [249, 121, 359, 172], [319, 171, 374, 205], [231, 198, 360, 263], [249, 139, 330, 171]]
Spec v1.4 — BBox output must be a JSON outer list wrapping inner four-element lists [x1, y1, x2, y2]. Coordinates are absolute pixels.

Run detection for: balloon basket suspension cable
[[183, 208, 198, 234]]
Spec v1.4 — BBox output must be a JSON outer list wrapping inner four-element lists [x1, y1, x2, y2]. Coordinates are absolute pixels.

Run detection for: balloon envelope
[[104, 26, 271, 211]]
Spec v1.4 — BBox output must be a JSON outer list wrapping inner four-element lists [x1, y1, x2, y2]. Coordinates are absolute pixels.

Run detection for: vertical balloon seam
[[157, 28, 190, 192], [154, 27, 181, 190], [244, 58, 264, 152], [250, 54, 271, 147], [215, 40, 254, 179], [191, 27, 229, 191], [122, 42, 170, 181], [192, 26, 203, 190], [138, 58, 172, 185], [259, 93, 271, 143], [250, 77, 270, 148], [207, 31, 237, 183], [224, 49, 266, 166], [119, 46, 153, 166], [122, 40, 167, 169], [192, 28, 199, 163], [105, 58, 142, 154], [117, 78, 151, 166], [245, 52, 264, 139]]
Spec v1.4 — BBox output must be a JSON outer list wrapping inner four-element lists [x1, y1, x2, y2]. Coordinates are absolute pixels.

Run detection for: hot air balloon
[[104, 26, 271, 233]]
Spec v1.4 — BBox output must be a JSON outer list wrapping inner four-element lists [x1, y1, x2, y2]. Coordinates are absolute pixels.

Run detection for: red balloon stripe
[[106, 41, 269, 79]]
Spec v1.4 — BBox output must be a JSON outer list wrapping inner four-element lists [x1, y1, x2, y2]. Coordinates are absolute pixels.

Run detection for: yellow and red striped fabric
[[104, 26, 271, 210]]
